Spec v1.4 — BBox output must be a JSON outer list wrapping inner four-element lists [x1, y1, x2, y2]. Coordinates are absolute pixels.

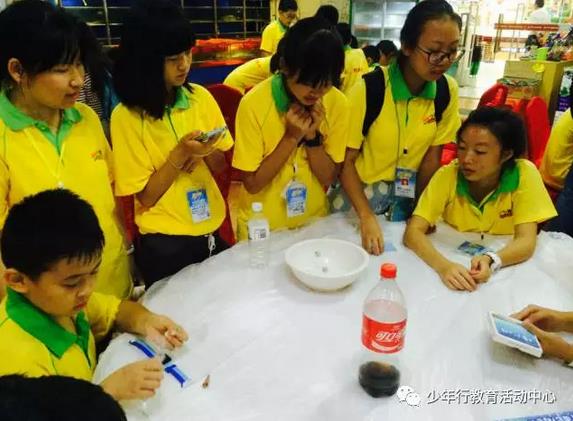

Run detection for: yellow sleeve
[[540, 109, 573, 189], [260, 23, 275, 54], [198, 86, 234, 152], [513, 160, 557, 225], [0, 144, 10, 227], [346, 79, 367, 150], [232, 95, 265, 172], [111, 105, 155, 196], [433, 75, 461, 146], [413, 163, 456, 225], [86, 292, 121, 342], [323, 89, 349, 163]]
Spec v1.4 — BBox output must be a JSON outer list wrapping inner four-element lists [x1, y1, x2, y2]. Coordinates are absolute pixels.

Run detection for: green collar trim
[[167, 87, 189, 111], [5, 288, 91, 363], [388, 61, 436, 101], [0, 91, 81, 153], [276, 19, 289, 32], [344, 45, 352, 52], [271, 73, 291, 114], [456, 163, 520, 211]]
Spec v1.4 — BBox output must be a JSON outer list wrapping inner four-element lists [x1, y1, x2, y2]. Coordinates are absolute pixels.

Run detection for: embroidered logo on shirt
[[423, 115, 436, 124], [499, 209, 513, 218], [91, 150, 104, 161]]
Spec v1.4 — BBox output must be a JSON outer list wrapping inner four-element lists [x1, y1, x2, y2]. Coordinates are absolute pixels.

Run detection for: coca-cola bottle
[[359, 263, 407, 397]]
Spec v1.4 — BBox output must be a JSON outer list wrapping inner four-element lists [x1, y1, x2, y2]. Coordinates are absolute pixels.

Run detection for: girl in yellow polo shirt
[[260, 0, 298, 55], [333, 0, 462, 256], [111, 0, 233, 286], [404, 107, 557, 292], [232, 17, 349, 241], [0, 0, 131, 299]]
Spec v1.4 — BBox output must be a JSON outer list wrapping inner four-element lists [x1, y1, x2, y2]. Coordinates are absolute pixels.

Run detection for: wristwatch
[[304, 133, 322, 148], [484, 251, 502, 273]]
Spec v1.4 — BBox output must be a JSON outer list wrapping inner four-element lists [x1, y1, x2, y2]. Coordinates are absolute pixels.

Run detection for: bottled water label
[[249, 226, 269, 241]]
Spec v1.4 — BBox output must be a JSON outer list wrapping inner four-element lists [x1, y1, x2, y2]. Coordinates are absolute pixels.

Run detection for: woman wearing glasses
[[332, 0, 462, 255]]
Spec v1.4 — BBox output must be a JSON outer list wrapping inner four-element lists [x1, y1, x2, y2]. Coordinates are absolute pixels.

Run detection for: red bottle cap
[[380, 263, 397, 279]]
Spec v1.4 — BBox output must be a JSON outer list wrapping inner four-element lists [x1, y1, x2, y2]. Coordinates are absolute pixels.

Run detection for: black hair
[[0, 0, 101, 87], [335, 22, 352, 45], [535, 0, 544, 8], [315, 5, 339, 26], [457, 107, 527, 168], [377, 40, 399, 56], [362, 45, 381, 64], [0, 375, 126, 421], [270, 37, 286, 73], [279, 0, 298, 12], [350, 35, 359, 49], [113, 0, 196, 120], [400, 0, 462, 50], [1, 190, 105, 280], [282, 17, 344, 88]]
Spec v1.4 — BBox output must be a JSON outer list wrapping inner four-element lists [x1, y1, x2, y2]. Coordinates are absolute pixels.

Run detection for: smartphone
[[196, 126, 227, 143], [488, 312, 543, 357]]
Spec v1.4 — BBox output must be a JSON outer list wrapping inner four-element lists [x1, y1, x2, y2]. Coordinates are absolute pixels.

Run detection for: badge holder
[[186, 188, 211, 223]]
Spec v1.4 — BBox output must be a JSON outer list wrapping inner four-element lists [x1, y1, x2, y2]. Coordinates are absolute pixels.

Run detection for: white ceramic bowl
[[285, 238, 369, 291]]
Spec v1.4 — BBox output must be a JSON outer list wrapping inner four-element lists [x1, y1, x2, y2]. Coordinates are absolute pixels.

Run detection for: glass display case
[[351, 0, 415, 47], [60, 0, 270, 46]]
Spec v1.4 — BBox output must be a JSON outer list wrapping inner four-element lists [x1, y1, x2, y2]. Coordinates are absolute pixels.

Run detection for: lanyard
[[25, 128, 66, 189]]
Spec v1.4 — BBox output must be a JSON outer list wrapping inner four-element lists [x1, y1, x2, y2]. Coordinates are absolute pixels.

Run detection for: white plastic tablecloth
[[94, 214, 573, 420]]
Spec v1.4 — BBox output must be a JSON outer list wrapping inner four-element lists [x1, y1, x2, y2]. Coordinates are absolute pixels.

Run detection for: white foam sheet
[[94, 214, 573, 420]]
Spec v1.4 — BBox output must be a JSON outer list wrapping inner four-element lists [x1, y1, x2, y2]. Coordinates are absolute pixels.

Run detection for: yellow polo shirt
[[540, 109, 573, 190], [413, 159, 557, 235], [112, 85, 234, 236], [260, 20, 287, 54], [347, 62, 460, 184], [0, 93, 131, 299], [340, 47, 370, 95], [232, 75, 349, 240], [223, 57, 273, 95], [0, 289, 120, 380]]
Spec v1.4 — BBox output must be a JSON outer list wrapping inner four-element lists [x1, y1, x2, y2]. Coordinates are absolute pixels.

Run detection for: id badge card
[[457, 241, 489, 257], [285, 181, 307, 218], [394, 168, 417, 199], [186, 188, 211, 223]]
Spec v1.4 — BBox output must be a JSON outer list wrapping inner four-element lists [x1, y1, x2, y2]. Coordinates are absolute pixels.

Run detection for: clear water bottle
[[359, 263, 407, 397], [247, 202, 270, 268]]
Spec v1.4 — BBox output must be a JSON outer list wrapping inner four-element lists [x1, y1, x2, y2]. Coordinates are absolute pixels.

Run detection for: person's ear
[[7, 58, 25, 85], [4, 269, 32, 294]]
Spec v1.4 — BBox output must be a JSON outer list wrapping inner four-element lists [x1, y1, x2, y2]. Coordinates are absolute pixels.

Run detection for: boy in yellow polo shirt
[[335, 23, 370, 95], [404, 107, 556, 292], [0, 0, 131, 299], [260, 0, 297, 55], [233, 17, 348, 241], [112, 0, 233, 286], [0, 189, 188, 401]]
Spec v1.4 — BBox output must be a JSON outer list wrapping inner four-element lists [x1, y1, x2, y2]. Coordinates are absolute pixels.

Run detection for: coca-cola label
[[361, 315, 406, 353]]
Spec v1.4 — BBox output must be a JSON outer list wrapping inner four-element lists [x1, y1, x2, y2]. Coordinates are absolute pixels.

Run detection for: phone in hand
[[488, 312, 543, 357], [195, 126, 227, 143]]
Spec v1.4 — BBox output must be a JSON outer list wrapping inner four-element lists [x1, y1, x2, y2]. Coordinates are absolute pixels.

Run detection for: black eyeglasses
[[416, 46, 463, 65]]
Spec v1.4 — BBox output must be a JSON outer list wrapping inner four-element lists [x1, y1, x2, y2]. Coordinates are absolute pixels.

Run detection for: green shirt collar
[[168, 87, 189, 111], [276, 18, 289, 32], [456, 163, 520, 211], [0, 91, 81, 153], [388, 61, 436, 101], [5, 288, 91, 362], [271, 73, 291, 114], [344, 45, 352, 52]]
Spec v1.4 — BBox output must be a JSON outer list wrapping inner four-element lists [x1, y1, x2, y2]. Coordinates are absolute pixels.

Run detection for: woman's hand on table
[[521, 322, 573, 363], [100, 357, 164, 401], [470, 255, 492, 283], [143, 313, 189, 350], [359, 213, 384, 255], [511, 305, 570, 332], [438, 261, 477, 292]]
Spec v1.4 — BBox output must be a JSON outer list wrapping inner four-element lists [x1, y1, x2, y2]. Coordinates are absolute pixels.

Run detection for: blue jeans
[[545, 168, 573, 237]]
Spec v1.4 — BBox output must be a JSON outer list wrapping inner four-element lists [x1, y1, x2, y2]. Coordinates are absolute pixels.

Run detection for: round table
[[94, 214, 573, 420]]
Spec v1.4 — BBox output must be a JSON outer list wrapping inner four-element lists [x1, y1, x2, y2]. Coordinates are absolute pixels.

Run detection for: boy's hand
[[144, 313, 188, 350], [522, 322, 573, 362], [470, 255, 492, 283], [100, 357, 163, 401], [438, 261, 477, 292], [512, 305, 569, 332]]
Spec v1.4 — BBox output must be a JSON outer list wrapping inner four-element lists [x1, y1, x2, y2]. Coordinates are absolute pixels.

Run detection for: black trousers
[[135, 232, 228, 288]]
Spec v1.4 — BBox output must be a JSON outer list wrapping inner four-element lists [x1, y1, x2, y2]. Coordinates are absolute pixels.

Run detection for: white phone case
[[488, 312, 543, 358]]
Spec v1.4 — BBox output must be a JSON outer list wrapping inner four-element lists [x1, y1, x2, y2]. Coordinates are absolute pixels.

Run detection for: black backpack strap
[[434, 75, 450, 124], [362, 67, 386, 137]]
